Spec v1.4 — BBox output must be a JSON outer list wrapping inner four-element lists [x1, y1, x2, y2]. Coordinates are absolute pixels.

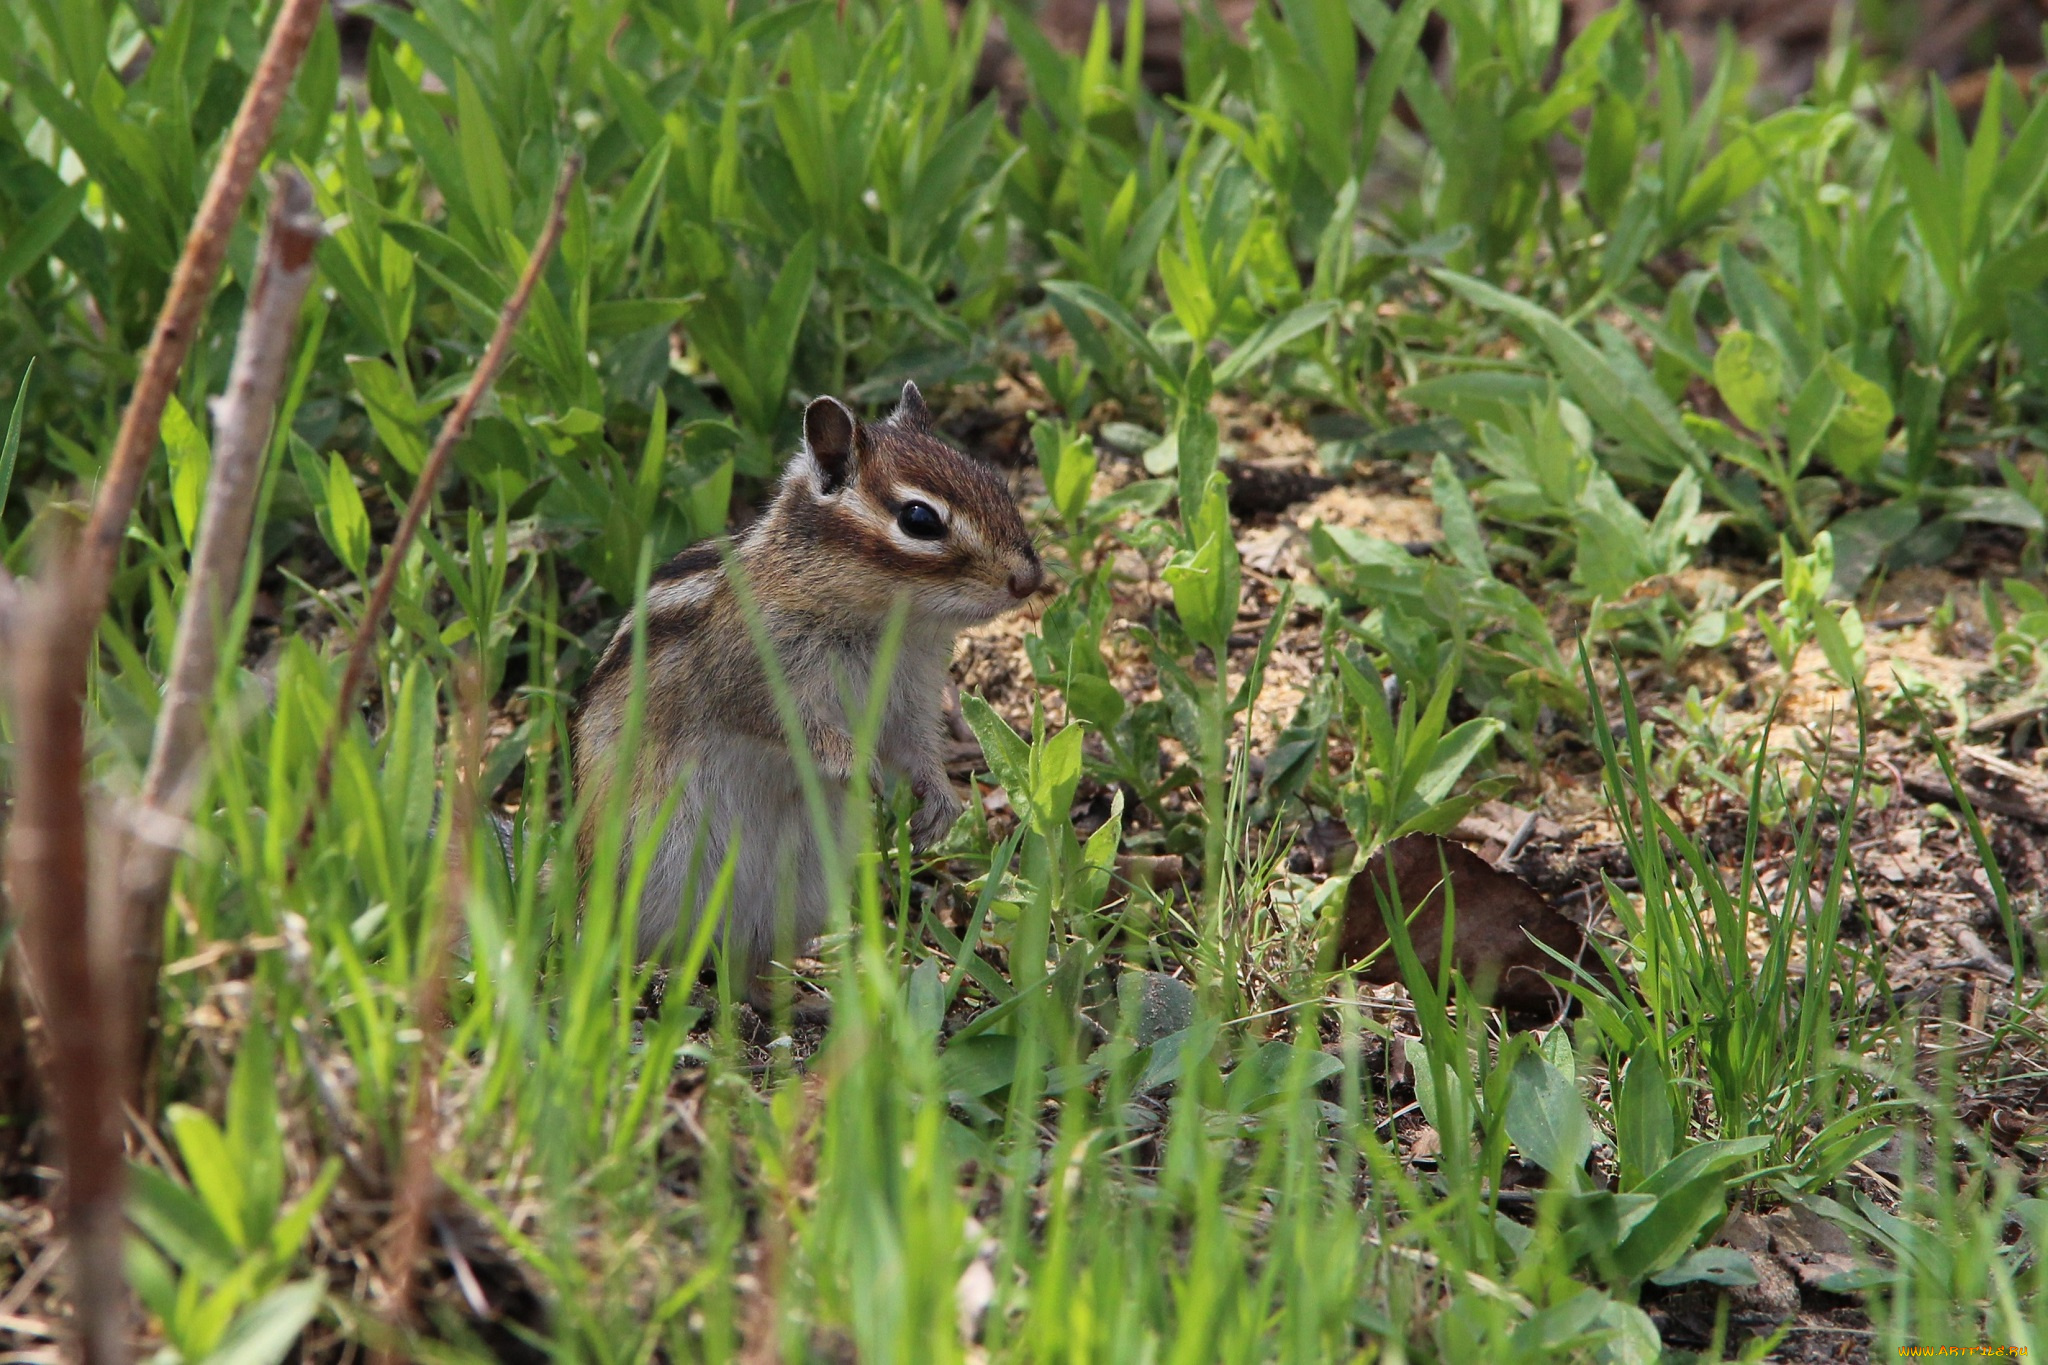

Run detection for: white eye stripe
[[892, 486, 951, 521], [841, 485, 897, 530]]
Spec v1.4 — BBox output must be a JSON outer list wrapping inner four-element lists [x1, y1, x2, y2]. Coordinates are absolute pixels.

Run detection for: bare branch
[[0, 565, 16, 659], [75, 0, 329, 618], [5, 548, 129, 1365], [295, 153, 582, 855], [118, 168, 325, 1100]]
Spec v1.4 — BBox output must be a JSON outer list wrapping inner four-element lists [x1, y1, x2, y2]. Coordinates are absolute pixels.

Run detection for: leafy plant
[[126, 1029, 338, 1365]]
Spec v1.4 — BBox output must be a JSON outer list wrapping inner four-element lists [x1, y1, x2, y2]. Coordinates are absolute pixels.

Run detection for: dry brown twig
[[5, 547, 130, 1365], [75, 0, 329, 621], [116, 167, 326, 1101], [294, 152, 582, 857]]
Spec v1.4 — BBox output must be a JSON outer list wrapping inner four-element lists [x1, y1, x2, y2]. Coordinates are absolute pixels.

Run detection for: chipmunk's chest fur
[[571, 534, 959, 966]]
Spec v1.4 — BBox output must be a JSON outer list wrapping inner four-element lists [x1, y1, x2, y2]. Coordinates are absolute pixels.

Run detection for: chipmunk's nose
[[1007, 555, 1045, 600]]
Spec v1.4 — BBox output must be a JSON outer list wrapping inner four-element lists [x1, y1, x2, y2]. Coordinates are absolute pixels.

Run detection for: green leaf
[[127, 1163, 239, 1282], [1041, 279, 1179, 388], [1404, 716, 1502, 818], [1824, 503, 1921, 598], [346, 357, 432, 475], [0, 179, 88, 288], [1064, 673, 1125, 729], [1893, 132, 1961, 293], [0, 358, 35, 532], [326, 454, 370, 579], [906, 957, 944, 1039], [1432, 270, 1699, 473], [1672, 129, 1769, 238], [587, 297, 696, 336], [940, 1034, 1019, 1098], [199, 1279, 326, 1365], [1139, 1015, 1221, 1093], [1584, 93, 1640, 222], [1783, 364, 1843, 475], [1570, 474, 1654, 599], [1636, 1134, 1773, 1199], [1155, 241, 1212, 347], [1164, 481, 1240, 652], [162, 395, 212, 552], [601, 135, 672, 260], [1030, 724, 1085, 836], [1717, 242, 1811, 382], [1428, 454, 1488, 574], [1711, 328, 1782, 435], [1609, 1134, 1772, 1282], [1118, 969, 1195, 1047], [381, 219, 499, 308], [1072, 788, 1126, 910], [378, 50, 475, 241], [125, 1235, 178, 1321], [1406, 1036, 1444, 1132], [1214, 300, 1337, 385], [1176, 362, 1218, 524], [1233, 1040, 1345, 1106], [166, 1104, 247, 1253], [962, 693, 1032, 825], [1819, 354, 1893, 485], [901, 99, 1000, 261], [1813, 603, 1866, 689], [744, 228, 819, 428], [1505, 1050, 1593, 1179], [454, 67, 514, 254], [266, 1158, 342, 1266], [1615, 1053, 1674, 1191], [1947, 486, 2046, 532], [1356, 0, 1437, 181], [226, 1027, 282, 1248], [1648, 1246, 1759, 1288], [688, 458, 735, 542], [1034, 421, 1098, 527]]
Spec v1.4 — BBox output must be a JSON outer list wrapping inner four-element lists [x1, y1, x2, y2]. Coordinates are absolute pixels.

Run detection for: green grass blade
[[0, 357, 34, 539]]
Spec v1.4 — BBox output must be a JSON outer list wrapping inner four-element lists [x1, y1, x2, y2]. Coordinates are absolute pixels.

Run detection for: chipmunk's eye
[[897, 500, 946, 541]]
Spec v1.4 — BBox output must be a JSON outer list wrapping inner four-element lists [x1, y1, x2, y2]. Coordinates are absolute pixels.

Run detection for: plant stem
[[118, 168, 324, 1105], [1203, 659, 1232, 1001], [5, 550, 129, 1365]]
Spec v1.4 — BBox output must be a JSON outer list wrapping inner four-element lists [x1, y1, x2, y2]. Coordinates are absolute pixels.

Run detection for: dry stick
[[6, 552, 129, 1365], [118, 168, 325, 1102], [375, 661, 484, 1363], [293, 154, 581, 857], [0, 564, 16, 647], [0, 573, 31, 1175], [75, 0, 328, 620]]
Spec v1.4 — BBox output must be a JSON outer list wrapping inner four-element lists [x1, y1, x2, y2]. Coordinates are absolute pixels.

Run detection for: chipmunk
[[571, 382, 1043, 1007]]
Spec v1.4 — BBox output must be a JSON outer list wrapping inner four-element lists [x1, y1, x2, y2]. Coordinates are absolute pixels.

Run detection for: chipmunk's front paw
[[909, 781, 964, 851]]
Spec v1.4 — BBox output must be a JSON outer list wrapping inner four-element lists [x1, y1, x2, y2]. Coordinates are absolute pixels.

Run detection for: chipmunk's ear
[[892, 380, 932, 431], [804, 395, 861, 494]]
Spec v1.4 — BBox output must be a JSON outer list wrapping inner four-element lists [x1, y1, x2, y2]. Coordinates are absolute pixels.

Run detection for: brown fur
[[570, 383, 1041, 996]]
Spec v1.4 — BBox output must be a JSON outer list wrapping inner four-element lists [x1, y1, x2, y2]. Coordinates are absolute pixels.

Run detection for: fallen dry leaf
[[1339, 835, 1591, 1014]]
